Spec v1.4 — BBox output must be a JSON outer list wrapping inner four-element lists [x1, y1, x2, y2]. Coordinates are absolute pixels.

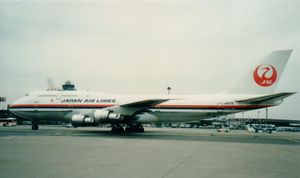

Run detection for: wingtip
[[275, 49, 293, 54], [284, 49, 293, 53]]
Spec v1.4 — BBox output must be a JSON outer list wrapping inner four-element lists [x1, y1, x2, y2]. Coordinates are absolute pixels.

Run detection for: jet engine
[[135, 113, 158, 124], [71, 114, 95, 127], [94, 110, 123, 123]]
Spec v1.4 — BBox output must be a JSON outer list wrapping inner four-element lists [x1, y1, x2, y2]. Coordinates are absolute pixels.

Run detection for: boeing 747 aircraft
[[9, 50, 295, 132]]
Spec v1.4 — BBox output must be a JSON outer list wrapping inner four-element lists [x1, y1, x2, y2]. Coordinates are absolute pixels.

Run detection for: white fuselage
[[8, 50, 294, 130], [9, 90, 274, 124]]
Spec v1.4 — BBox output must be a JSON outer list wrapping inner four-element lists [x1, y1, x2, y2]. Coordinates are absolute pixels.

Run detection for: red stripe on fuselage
[[157, 104, 272, 109], [9, 104, 273, 109], [9, 104, 114, 108]]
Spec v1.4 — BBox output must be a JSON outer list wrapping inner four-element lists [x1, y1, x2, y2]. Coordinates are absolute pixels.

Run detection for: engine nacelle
[[94, 110, 123, 123], [71, 114, 95, 127], [135, 113, 158, 124]]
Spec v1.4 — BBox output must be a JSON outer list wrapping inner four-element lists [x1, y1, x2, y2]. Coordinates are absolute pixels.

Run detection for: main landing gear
[[31, 120, 39, 130], [111, 125, 125, 133], [125, 124, 144, 133], [111, 124, 144, 133]]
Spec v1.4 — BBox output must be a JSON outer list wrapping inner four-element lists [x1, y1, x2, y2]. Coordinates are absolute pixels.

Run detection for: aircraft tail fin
[[225, 50, 292, 94], [47, 78, 59, 91]]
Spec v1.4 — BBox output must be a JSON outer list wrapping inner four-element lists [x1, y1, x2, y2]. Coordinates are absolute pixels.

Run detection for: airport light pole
[[257, 110, 261, 124], [241, 112, 244, 125], [166, 87, 172, 128], [167, 87, 171, 95]]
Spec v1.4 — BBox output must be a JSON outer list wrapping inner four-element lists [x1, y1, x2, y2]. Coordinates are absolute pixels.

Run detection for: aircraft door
[[217, 103, 224, 113], [67, 103, 73, 111], [155, 104, 160, 112], [34, 100, 39, 111]]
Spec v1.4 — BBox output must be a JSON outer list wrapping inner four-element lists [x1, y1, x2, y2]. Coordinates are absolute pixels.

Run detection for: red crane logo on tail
[[253, 64, 277, 87]]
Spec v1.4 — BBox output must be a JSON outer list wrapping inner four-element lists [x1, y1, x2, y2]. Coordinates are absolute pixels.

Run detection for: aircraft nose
[[8, 104, 19, 118], [8, 97, 28, 117], [8, 102, 19, 115]]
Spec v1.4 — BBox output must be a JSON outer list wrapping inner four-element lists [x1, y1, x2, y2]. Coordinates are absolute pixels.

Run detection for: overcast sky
[[0, 0, 299, 119]]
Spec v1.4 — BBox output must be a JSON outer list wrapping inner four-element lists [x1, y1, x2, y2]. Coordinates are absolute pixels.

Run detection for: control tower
[[62, 80, 76, 91]]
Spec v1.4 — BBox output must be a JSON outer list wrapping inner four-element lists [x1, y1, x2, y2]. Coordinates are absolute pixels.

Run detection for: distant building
[[62, 80, 76, 91]]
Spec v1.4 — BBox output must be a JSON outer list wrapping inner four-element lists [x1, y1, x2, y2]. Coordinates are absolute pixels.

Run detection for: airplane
[[9, 50, 296, 132]]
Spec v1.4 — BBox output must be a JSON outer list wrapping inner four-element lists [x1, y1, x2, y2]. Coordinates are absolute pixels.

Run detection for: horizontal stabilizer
[[236, 92, 296, 104]]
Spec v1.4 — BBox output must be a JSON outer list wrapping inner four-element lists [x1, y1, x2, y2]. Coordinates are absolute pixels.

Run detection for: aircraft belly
[[31, 111, 66, 121], [13, 110, 69, 121], [150, 109, 239, 123]]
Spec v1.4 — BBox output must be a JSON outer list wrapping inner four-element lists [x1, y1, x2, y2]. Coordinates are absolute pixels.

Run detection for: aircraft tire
[[111, 126, 124, 133], [138, 127, 144, 133], [32, 125, 39, 130]]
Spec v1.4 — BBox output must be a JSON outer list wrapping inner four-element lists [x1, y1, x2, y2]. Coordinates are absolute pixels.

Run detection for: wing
[[120, 99, 169, 107], [106, 99, 169, 115]]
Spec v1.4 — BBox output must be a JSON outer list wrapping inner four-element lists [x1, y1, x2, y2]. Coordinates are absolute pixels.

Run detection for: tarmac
[[0, 126, 299, 178]]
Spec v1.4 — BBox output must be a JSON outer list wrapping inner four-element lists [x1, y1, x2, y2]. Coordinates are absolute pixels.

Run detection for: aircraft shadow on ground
[[73, 130, 299, 146], [1, 127, 298, 145]]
